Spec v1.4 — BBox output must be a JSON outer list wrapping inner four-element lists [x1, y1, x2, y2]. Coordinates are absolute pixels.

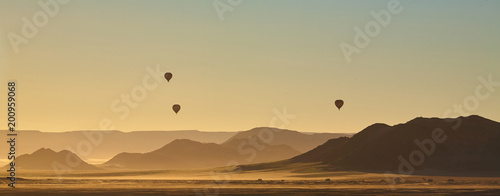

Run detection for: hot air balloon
[[164, 72, 173, 82], [172, 104, 181, 114], [335, 100, 344, 110]]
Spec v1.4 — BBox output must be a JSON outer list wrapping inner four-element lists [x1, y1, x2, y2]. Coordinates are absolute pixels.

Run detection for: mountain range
[[241, 115, 500, 176], [102, 127, 349, 169], [4, 127, 348, 170], [0, 130, 237, 161], [6, 115, 498, 175]]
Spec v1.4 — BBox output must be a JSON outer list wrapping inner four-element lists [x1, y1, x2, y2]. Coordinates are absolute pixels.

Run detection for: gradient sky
[[1, 0, 499, 133]]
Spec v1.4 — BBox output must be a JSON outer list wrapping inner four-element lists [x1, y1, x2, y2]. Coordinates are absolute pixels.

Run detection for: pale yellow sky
[[1, 0, 499, 133]]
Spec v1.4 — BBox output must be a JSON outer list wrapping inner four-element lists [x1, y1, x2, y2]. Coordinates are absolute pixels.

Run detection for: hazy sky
[[1, 0, 499, 133]]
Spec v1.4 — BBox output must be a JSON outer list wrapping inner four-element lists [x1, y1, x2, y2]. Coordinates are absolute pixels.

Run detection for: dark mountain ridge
[[241, 116, 500, 176]]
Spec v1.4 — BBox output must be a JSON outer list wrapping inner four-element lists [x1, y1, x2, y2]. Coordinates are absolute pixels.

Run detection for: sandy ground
[[1, 168, 499, 195]]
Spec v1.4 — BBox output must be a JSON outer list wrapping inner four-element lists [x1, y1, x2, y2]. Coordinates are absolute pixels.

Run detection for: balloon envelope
[[164, 72, 173, 82], [172, 104, 181, 114], [335, 100, 344, 110]]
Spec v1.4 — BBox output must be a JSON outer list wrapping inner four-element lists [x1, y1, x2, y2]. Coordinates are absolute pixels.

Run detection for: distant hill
[[102, 138, 300, 169], [241, 116, 500, 176], [222, 127, 352, 153], [2, 148, 99, 170], [0, 130, 237, 161]]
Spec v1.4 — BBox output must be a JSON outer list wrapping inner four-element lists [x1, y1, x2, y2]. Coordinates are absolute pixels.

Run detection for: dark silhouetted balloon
[[172, 104, 181, 114], [335, 100, 344, 110], [164, 72, 173, 82]]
